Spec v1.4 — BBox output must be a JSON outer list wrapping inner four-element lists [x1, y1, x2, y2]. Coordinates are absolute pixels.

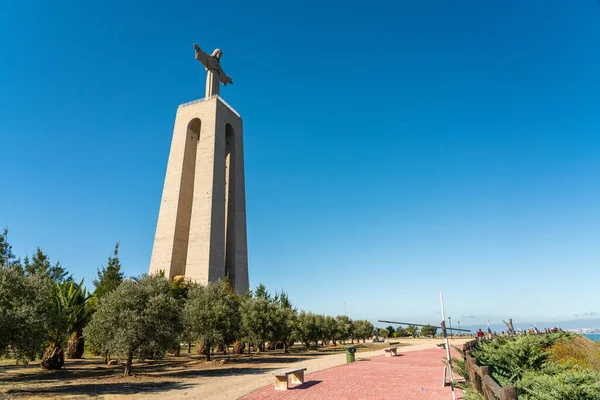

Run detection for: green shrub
[[451, 345, 467, 379], [461, 390, 484, 400], [472, 332, 571, 384], [468, 332, 600, 399], [518, 364, 600, 400]]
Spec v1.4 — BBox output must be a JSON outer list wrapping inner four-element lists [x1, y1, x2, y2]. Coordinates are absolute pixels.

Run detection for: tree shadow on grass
[[0, 352, 324, 397], [6, 381, 192, 397], [0, 365, 120, 384], [0, 354, 315, 384], [1, 364, 282, 384]]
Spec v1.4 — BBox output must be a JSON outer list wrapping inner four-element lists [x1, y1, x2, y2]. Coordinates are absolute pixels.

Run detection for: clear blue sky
[[1, 1, 600, 329]]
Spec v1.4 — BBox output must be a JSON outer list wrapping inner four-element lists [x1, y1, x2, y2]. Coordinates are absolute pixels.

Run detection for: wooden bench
[[273, 367, 307, 390], [384, 347, 398, 357], [437, 343, 446, 349]]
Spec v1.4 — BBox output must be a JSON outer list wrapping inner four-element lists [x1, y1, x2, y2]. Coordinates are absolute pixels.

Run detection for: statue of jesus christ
[[194, 43, 233, 98]]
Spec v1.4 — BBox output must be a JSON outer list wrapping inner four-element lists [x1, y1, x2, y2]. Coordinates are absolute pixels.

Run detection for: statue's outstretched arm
[[194, 43, 210, 68], [219, 68, 233, 85]]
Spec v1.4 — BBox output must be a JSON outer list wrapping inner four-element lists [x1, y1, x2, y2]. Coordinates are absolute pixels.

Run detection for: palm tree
[[406, 325, 420, 338], [41, 280, 92, 369]]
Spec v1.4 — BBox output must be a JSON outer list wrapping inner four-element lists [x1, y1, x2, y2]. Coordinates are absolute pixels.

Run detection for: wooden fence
[[463, 338, 478, 353], [462, 339, 518, 400]]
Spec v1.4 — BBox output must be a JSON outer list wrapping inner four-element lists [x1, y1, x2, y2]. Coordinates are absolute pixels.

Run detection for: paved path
[[241, 348, 461, 400], [134, 339, 468, 399]]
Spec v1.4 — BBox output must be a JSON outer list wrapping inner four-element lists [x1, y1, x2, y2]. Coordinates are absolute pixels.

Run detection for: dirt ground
[[0, 338, 470, 400]]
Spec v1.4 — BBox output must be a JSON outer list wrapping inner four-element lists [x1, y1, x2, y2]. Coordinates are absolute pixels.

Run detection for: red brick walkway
[[242, 348, 462, 399]]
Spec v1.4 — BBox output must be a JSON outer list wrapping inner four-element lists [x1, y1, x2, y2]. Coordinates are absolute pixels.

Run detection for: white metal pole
[[440, 292, 456, 400]]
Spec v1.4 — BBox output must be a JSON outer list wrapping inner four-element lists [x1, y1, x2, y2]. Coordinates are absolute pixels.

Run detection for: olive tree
[[352, 320, 375, 343], [294, 311, 319, 349], [270, 292, 297, 353], [324, 315, 339, 345], [84, 274, 182, 375], [241, 295, 275, 352], [421, 324, 438, 338], [335, 315, 352, 344], [0, 268, 53, 362], [315, 314, 328, 346], [183, 280, 241, 361]]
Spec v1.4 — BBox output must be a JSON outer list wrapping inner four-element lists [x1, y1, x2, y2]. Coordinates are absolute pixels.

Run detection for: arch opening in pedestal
[[171, 118, 201, 277], [224, 123, 236, 285]]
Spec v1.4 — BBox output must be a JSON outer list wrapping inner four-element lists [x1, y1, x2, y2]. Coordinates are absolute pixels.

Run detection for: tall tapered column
[[149, 96, 248, 293]]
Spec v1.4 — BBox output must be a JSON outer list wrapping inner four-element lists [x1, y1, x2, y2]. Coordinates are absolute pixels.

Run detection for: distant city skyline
[[375, 317, 600, 334]]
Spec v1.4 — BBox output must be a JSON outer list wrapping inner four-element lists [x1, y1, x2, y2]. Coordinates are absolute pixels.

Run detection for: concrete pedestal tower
[[149, 43, 248, 293]]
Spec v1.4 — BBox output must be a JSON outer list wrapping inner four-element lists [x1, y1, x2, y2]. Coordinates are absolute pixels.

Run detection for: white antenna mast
[[440, 292, 456, 400]]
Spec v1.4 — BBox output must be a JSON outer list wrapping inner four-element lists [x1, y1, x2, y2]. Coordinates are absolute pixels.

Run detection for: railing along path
[[462, 339, 518, 400]]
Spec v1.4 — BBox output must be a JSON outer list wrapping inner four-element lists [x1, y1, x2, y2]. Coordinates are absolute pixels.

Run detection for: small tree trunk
[[205, 344, 211, 362], [175, 344, 181, 357], [196, 342, 207, 356], [233, 340, 244, 354], [284, 341, 289, 354], [103, 351, 110, 364], [188, 342, 191, 353], [124, 350, 134, 376], [363, 338, 365, 343]]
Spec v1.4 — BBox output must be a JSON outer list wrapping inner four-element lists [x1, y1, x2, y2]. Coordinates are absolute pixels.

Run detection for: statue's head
[[212, 48, 223, 60]]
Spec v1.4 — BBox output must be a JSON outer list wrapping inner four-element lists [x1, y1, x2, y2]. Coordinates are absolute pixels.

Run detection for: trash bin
[[345, 346, 357, 363]]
